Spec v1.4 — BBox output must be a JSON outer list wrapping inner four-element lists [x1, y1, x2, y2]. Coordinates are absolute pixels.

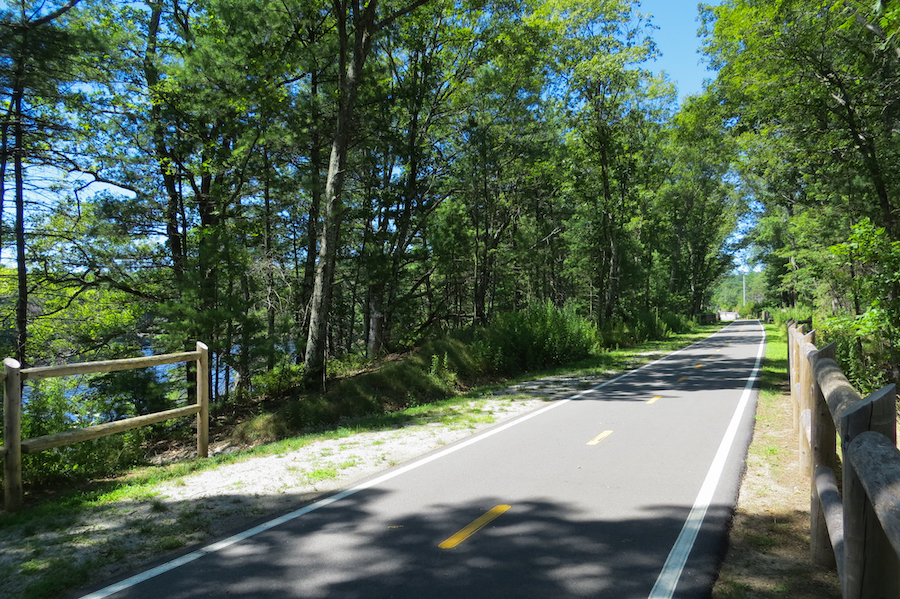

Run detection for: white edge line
[[78, 322, 739, 599], [647, 320, 767, 599]]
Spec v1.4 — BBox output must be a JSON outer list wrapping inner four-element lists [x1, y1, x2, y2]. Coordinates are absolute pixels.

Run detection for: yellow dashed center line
[[677, 376, 688, 382], [439, 505, 510, 549], [647, 395, 662, 405], [587, 430, 614, 446], [695, 363, 704, 369]]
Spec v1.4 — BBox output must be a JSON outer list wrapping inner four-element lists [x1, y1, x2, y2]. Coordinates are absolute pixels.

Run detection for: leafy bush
[[631, 310, 671, 343], [738, 301, 762, 319], [772, 308, 813, 328], [428, 352, 457, 390], [661, 312, 694, 335], [251, 363, 306, 399], [818, 314, 892, 395], [476, 302, 597, 374], [596, 310, 693, 349], [13, 377, 150, 487]]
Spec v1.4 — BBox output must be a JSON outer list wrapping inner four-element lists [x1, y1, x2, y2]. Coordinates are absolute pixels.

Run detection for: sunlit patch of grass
[[306, 468, 337, 483], [21, 557, 90, 599], [157, 536, 185, 551]]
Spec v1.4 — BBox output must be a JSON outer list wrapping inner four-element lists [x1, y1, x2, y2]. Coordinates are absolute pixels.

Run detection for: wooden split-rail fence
[[788, 321, 900, 598], [1, 342, 210, 513]]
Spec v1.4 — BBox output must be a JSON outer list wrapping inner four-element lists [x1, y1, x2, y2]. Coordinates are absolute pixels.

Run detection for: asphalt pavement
[[73, 319, 765, 599]]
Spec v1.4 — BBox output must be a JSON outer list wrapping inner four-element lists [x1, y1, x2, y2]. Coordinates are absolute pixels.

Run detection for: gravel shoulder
[[711, 388, 842, 599]]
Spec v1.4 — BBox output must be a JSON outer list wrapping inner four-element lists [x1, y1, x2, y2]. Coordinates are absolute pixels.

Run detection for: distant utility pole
[[742, 273, 746, 306]]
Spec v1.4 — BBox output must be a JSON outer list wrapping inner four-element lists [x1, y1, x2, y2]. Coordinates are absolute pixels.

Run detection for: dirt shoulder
[[712, 384, 841, 598]]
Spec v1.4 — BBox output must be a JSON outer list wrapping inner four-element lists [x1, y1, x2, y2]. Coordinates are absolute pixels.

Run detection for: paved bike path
[[74, 320, 765, 599]]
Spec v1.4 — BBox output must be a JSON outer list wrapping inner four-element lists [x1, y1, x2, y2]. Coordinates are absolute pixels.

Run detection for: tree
[[0, 0, 103, 365], [303, 0, 431, 386]]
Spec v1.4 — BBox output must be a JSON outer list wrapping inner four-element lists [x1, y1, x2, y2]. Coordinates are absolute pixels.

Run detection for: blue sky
[[638, 0, 721, 102]]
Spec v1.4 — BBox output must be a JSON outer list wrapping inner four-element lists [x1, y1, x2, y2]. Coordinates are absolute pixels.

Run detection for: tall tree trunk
[[302, 70, 324, 331], [0, 100, 9, 259], [304, 1, 378, 386], [13, 64, 27, 366], [264, 168, 276, 370], [303, 0, 431, 385], [144, 1, 195, 393], [145, 2, 185, 283]]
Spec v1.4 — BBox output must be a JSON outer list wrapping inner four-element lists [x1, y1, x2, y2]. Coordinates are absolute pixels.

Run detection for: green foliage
[[475, 302, 598, 374], [770, 308, 813, 329], [250, 363, 307, 400], [428, 352, 457, 390], [230, 411, 293, 445], [3, 0, 756, 492], [704, 0, 900, 386], [711, 272, 767, 311], [7, 369, 173, 487], [661, 312, 694, 335], [738, 301, 762, 320], [818, 314, 893, 395], [88, 369, 171, 418], [831, 218, 900, 329], [597, 310, 689, 348]]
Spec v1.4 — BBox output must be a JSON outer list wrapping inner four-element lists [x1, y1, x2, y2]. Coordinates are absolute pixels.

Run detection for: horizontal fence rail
[[788, 321, 900, 598], [2, 342, 210, 513]]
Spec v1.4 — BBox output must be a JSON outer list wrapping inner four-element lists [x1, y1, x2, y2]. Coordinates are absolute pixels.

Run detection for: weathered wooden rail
[[1, 342, 210, 513], [788, 321, 900, 598]]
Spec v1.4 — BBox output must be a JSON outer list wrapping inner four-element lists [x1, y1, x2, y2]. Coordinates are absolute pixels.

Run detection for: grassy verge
[[711, 323, 841, 598]]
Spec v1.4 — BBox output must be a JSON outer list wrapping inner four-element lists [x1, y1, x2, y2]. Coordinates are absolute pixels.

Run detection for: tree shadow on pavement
[[71, 487, 736, 599]]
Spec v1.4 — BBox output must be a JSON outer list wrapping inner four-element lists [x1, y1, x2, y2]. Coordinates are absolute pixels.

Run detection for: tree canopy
[[4, 0, 895, 405]]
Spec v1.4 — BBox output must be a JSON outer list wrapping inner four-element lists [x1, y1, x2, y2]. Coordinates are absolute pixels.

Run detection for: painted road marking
[[648, 396, 662, 405], [439, 505, 511, 549], [587, 430, 614, 445], [648, 321, 766, 599], [677, 376, 688, 382], [695, 364, 704, 369]]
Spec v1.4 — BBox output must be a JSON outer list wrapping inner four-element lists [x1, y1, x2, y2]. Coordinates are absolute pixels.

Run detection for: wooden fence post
[[3, 358, 22, 512], [196, 342, 209, 459], [788, 322, 800, 436], [811, 343, 837, 568], [841, 385, 898, 599], [798, 330, 815, 474]]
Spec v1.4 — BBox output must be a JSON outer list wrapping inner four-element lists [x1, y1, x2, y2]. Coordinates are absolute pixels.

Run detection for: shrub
[[251, 363, 306, 399], [738, 301, 762, 319], [476, 302, 597, 374], [818, 313, 892, 395], [15, 377, 149, 487], [772, 308, 813, 328], [661, 312, 693, 334]]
